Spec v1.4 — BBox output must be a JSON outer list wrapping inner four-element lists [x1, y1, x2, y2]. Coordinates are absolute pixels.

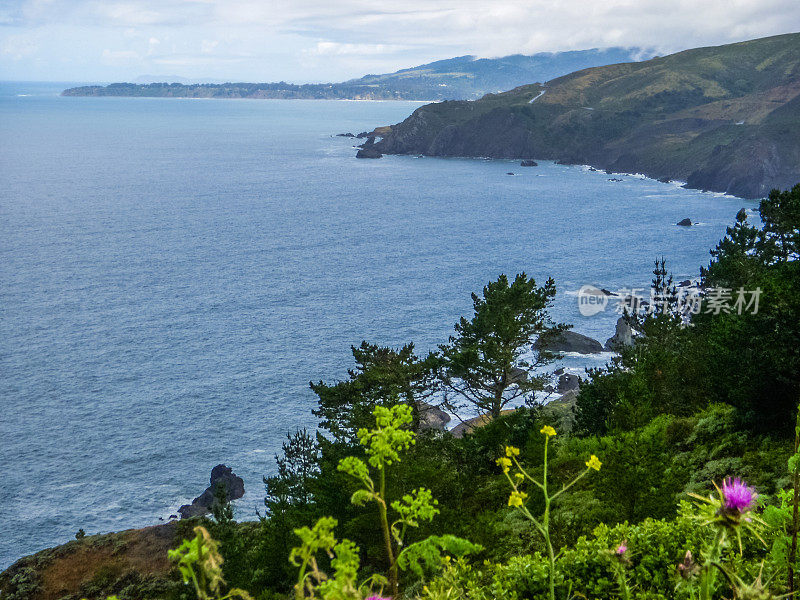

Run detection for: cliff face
[[375, 33, 800, 198]]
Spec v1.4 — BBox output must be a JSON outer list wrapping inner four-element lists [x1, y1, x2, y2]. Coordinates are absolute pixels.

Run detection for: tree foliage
[[440, 273, 563, 419]]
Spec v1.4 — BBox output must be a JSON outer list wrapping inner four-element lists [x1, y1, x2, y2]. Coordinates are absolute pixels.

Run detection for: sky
[[1, 0, 799, 83]]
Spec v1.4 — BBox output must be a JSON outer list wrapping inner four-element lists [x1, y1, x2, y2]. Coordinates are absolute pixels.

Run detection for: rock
[[509, 366, 528, 383], [177, 503, 209, 519], [178, 464, 245, 519], [520, 160, 538, 167], [556, 373, 582, 393], [356, 147, 382, 159], [450, 409, 516, 438], [678, 279, 692, 287], [544, 389, 579, 431], [336, 132, 355, 137], [356, 126, 392, 139], [535, 330, 604, 354], [608, 177, 623, 182], [588, 166, 597, 172], [553, 367, 565, 376], [677, 218, 692, 226], [604, 316, 634, 351], [417, 401, 450, 431], [506, 172, 515, 175], [356, 136, 383, 158], [658, 176, 672, 183]]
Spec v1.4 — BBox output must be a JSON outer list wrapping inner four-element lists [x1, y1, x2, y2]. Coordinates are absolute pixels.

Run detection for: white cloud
[[0, 0, 798, 81], [0, 32, 39, 59], [309, 42, 405, 56], [200, 38, 218, 53], [101, 48, 141, 64]]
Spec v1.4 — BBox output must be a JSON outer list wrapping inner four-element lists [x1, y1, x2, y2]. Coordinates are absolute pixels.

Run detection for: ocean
[[0, 81, 754, 568]]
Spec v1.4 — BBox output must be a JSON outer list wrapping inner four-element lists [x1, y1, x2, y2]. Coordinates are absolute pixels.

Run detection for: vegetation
[[1, 183, 799, 599]]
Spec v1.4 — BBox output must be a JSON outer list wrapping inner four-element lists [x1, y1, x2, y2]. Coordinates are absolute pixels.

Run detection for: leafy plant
[[337, 404, 481, 597], [168, 526, 253, 600], [497, 426, 601, 600]]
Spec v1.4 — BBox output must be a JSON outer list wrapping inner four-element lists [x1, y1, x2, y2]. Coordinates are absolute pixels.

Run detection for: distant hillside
[[61, 48, 647, 101], [373, 33, 800, 198]]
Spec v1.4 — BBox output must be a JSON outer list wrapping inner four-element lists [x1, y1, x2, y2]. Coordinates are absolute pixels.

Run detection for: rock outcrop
[[520, 160, 538, 166], [178, 465, 245, 519], [418, 402, 451, 431], [556, 372, 582, 393], [677, 218, 693, 226], [356, 147, 382, 159], [535, 330, 604, 354], [604, 316, 635, 351], [356, 136, 383, 159]]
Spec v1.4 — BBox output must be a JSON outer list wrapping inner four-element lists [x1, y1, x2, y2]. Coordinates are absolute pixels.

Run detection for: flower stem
[[378, 467, 398, 598]]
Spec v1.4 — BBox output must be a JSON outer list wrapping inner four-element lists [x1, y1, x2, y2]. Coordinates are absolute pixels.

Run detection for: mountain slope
[[374, 33, 800, 198], [61, 48, 647, 101]]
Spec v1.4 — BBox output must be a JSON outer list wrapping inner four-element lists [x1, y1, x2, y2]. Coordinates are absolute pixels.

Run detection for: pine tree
[[439, 273, 563, 420]]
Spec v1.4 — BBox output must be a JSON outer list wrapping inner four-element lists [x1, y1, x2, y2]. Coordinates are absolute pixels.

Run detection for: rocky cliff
[[374, 33, 800, 198]]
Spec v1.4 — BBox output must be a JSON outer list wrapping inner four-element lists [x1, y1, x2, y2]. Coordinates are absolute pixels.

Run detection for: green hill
[[61, 48, 646, 101], [374, 32, 800, 198]]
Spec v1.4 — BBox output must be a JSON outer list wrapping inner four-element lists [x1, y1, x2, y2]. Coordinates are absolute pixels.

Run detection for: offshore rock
[[604, 316, 634, 350], [178, 465, 244, 519], [535, 330, 604, 354]]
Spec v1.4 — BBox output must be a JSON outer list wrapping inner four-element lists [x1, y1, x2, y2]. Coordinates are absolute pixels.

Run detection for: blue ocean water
[[0, 81, 755, 569]]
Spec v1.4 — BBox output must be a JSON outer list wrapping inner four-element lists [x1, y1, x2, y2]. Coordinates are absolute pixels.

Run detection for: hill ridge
[[373, 32, 800, 198]]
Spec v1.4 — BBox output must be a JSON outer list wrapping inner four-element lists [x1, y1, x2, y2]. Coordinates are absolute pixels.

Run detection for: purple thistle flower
[[616, 543, 627, 555], [721, 477, 756, 513]]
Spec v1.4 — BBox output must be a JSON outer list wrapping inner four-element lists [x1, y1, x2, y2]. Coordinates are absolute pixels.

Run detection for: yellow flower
[[586, 455, 602, 471], [540, 425, 557, 437], [496, 457, 512, 473], [514, 472, 525, 483], [505, 446, 520, 458], [508, 490, 528, 507]]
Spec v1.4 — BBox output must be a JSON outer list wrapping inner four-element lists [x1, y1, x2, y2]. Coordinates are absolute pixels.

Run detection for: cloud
[[308, 42, 406, 56], [200, 38, 218, 53], [101, 48, 141, 64], [0, 32, 39, 59], [0, 0, 798, 81]]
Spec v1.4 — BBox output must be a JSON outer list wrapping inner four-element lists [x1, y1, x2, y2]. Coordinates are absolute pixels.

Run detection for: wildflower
[[508, 490, 528, 507], [721, 477, 756, 514], [688, 476, 765, 550], [586, 455, 602, 471], [505, 446, 520, 457], [540, 425, 557, 437], [612, 541, 630, 566], [496, 457, 512, 473], [366, 597, 391, 600], [514, 472, 525, 483]]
